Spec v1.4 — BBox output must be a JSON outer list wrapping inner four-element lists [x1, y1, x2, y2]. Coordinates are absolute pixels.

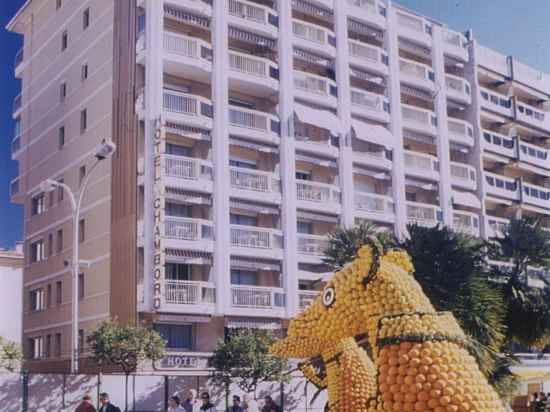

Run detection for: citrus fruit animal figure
[[271, 241, 506, 412]]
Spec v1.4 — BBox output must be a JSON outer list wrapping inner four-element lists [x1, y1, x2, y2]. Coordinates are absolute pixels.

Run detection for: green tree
[[208, 329, 289, 406], [87, 320, 166, 411], [0, 336, 22, 372], [489, 217, 550, 349]]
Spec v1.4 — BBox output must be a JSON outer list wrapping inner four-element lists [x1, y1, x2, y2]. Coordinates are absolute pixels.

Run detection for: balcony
[[298, 290, 320, 311], [228, 50, 279, 94], [353, 150, 392, 171], [516, 101, 550, 133], [406, 202, 442, 228], [11, 135, 22, 159], [346, 0, 387, 29], [231, 285, 285, 314], [450, 162, 477, 191], [441, 29, 468, 61], [164, 280, 216, 314], [165, 0, 212, 17], [163, 32, 212, 80], [162, 89, 213, 129], [486, 216, 509, 238], [14, 48, 24, 77], [296, 180, 341, 214], [295, 136, 339, 159], [404, 150, 439, 181], [522, 182, 550, 210], [230, 225, 284, 259], [446, 75, 471, 105], [484, 173, 520, 201], [355, 192, 395, 223], [396, 11, 432, 47], [297, 234, 329, 263], [447, 118, 474, 147], [164, 155, 213, 193], [348, 39, 388, 76], [294, 71, 337, 108], [10, 177, 21, 201], [401, 104, 438, 137], [228, 0, 278, 38], [482, 130, 516, 159], [453, 211, 480, 237], [350, 88, 390, 123], [230, 167, 281, 203], [293, 19, 336, 58], [399, 58, 435, 93], [13, 93, 22, 118], [480, 88, 513, 117], [164, 217, 214, 252], [518, 140, 550, 170], [228, 106, 280, 143]]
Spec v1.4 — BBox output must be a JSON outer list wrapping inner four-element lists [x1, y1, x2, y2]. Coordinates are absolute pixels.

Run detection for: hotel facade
[[8, 0, 550, 373]]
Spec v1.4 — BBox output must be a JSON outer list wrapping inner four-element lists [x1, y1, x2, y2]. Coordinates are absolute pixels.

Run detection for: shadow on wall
[[0, 374, 23, 412]]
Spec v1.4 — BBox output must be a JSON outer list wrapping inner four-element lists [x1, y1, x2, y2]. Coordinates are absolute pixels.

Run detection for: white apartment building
[[8, 0, 550, 374], [0, 244, 24, 344]]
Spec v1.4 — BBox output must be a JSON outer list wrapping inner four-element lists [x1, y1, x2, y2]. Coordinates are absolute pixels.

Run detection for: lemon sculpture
[[271, 240, 506, 412]]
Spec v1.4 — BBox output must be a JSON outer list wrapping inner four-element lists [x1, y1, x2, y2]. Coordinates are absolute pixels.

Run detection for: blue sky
[[0, 0, 549, 249]]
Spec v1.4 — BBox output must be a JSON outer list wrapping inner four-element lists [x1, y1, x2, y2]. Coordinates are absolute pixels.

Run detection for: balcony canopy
[[225, 318, 282, 330], [294, 103, 342, 135], [351, 119, 394, 149], [452, 190, 481, 209]]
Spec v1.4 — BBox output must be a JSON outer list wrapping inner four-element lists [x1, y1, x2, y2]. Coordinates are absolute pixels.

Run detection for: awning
[[294, 104, 341, 135], [165, 122, 211, 141], [351, 120, 394, 148], [165, 188, 212, 205], [403, 130, 436, 146], [164, 5, 210, 29], [229, 137, 279, 154], [297, 210, 340, 223], [405, 178, 437, 191], [295, 153, 338, 169], [225, 318, 282, 330], [165, 249, 212, 265], [230, 258, 281, 272], [353, 166, 390, 180], [401, 84, 433, 102], [157, 314, 211, 324], [230, 200, 279, 215], [452, 190, 482, 209]]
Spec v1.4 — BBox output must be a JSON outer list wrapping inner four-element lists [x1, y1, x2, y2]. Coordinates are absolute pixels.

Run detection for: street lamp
[[40, 139, 116, 374]]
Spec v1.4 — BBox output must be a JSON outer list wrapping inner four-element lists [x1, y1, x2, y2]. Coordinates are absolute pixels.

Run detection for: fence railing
[[299, 290, 320, 310], [450, 162, 476, 182], [297, 234, 329, 256], [229, 0, 271, 25], [231, 285, 285, 309], [229, 50, 271, 78], [165, 280, 216, 305], [294, 71, 333, 96], [164, 155, 213, 181], [230, 167, 279, 193], [228, 106, 277, 133], [348, 39, 384, 64], [164, 217, 213, 241], [355, 192, 394, 214], [293, 20, 331, 46], [230, 225, 283, 249], [406, 202, 441, 226], [296, 181, 341, 205], [13, 93, 22, 114], [404, 150, 438, 172], [350, 88, 385, 112]]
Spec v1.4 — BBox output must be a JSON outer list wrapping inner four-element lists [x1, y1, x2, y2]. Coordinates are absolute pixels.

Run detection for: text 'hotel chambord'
[[8, 0, 550, 374]]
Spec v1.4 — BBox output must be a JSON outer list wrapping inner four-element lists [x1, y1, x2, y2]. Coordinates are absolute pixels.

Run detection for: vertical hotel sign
[[152, 118, 166, 310]]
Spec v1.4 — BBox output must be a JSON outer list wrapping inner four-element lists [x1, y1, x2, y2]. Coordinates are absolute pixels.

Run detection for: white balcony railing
[[163, 89, 212, 118], [355, 192, 394, 215], [522, 182, 550, 208], [448, 118, 474, 145], [297, 234, 329, 256], [296, 181, 341, 205], [486, 216, 510, 238], [480, 88, 512, 116], [228, 106, 278, 134], [397, 11, 429, 36], [482, 130, 516, 158], [402, 104, 437, 133], [13, 93, 22, 115], [229, 0, 274, 26], [165, 217, 213, 241], [165, 280, 216, 305], [450, 162, 476, 184], [516, 101, 550, 131], [229, 50, 273, 78], [230, 167, 280, 193], [164, 31, 209, 60], [294, 71, 335, 97], [350, 88, 386, 113], [10, 177, 20, 198], [446, 75, 471, 100], [484, 172, 519, 200], [231, 285, 285, 309], [164, 155, 213, 181], [347, 0, 377, 14], [15, 48, 24, 68], [406, 202, 442, 227], [404, 151, 439, 173], [299, 290, 320, 310], [519, 140, 550, 168], [348, 39, 386, 66], [453, 211, 480, 237], [11, 136, 21, 156], [230, 225, 283, 250], [293, 20, 334, 48], [400, 58, 434, 85]]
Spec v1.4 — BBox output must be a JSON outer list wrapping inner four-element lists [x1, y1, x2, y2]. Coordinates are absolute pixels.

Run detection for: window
[[61, 30, 68, 51], [78, 329, 84, 353], [48, 233, 54, 257], [80, 109, 87, 134], [56, 0, 62, 10], [165, 203, 191, 218], [60, 82, 67, 101], [30, 288, 45, 312], [82, 8, 90, 29], [229, 158, 257, 170], [81, 63, 88, 81], [58, 126, 65, 149], [47, 284, 52, 307], [55, 333, 62, 357], [297, 221, 313, 234], [45, 335, 52, 358], [57, 179, 64, 202], [296, 171, 312, 181], [79, 219, 85, 243], [56, 229, 63, 254], [165, 263, 191, 281], [28, 337, 44, 359], [30, 240, 45, 263], [230, 214, 257, 226], [166, 143, 192, 157], [78, 273, 84, 300], [79, 166, 86, 186], [31, 194, 46, 216], [154, 324, 193, 350], [56, 281, 62, 305], [231, 269, 257, 286]]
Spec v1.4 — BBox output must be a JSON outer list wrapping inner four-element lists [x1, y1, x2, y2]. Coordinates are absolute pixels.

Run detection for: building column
[[277, 0, 299, 318], [143, 0, 164, 312], [212, 0, 231, 314], [334, 0, 355, 229], [386, 2, 408, 240], [432, 26, 454, 228]]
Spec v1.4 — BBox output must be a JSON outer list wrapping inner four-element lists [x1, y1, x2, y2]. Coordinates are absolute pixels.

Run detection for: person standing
[[242, 394, 258, 412], [198, 392, 216, 412], [226, 395, 244, 412], [98, 393, 121, 412], [75, 392, 97, 412], [261, 396, 281, 412], [168, 395, 186, 412], [182, 389, 199, 412]]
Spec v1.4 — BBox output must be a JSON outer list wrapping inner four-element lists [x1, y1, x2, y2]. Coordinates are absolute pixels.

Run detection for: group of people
[[528, 392, 550, 412], [76, 392, 120, 412], [168, 389, 282, 412]]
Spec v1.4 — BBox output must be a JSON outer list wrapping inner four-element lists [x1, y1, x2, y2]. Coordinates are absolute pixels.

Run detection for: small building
[[0, 243, 24, 344]]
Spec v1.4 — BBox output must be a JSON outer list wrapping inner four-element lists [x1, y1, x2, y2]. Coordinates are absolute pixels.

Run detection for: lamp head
[[39, 179, 59, 194], [95, 139, 116, 160]]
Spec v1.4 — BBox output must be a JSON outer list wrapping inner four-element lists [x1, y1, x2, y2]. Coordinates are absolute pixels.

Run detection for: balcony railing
[[519, 140, 550, 168], [446, 75, 471, 100], [406, 202, 442, 227], [482, 130, 516, 157], [10, 177, 20, 198], [448, 118, 474, 145], [228, 0, 276, 27], [230, 167, 280, 193], [401, 104, 437, 132], [355, 192, 394, 215], [15, 48, 23, 69], [164, 155, 213, 181], [450, 162, 476, 184], [163, 31, 211, 61], [397, 11, 429, 35], [231, 285, 285, 309], [480, 88, 512, 115], [299, 290, 320, 310], [485, 173, 519, 200], [11, 136, 21, 156], [296, 181, 341, 205], [348, 39, 386, 66], [297, 234, 329, 256], [228, 106, 279, 134], [294, 71, 336, 98], [516, 101, 549, 130], [404, 150, 439, 173], [293, 20, 335, 48], [453, 211, 480, 237], [350, 88, 386, 113], [165, 280, 216, 305], [163, 89, 213, 118], [400, 58, 434, 84], [13, 94, 22, 115], [522, 182, 550, 207], [230, 225, 283, 250], [229, 50, 276, 79], [165, 217, 214, 241], [486, 216, 509, 238]]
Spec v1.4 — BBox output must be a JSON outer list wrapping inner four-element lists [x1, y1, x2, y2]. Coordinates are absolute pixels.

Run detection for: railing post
[[22, 371, 29, 412]]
